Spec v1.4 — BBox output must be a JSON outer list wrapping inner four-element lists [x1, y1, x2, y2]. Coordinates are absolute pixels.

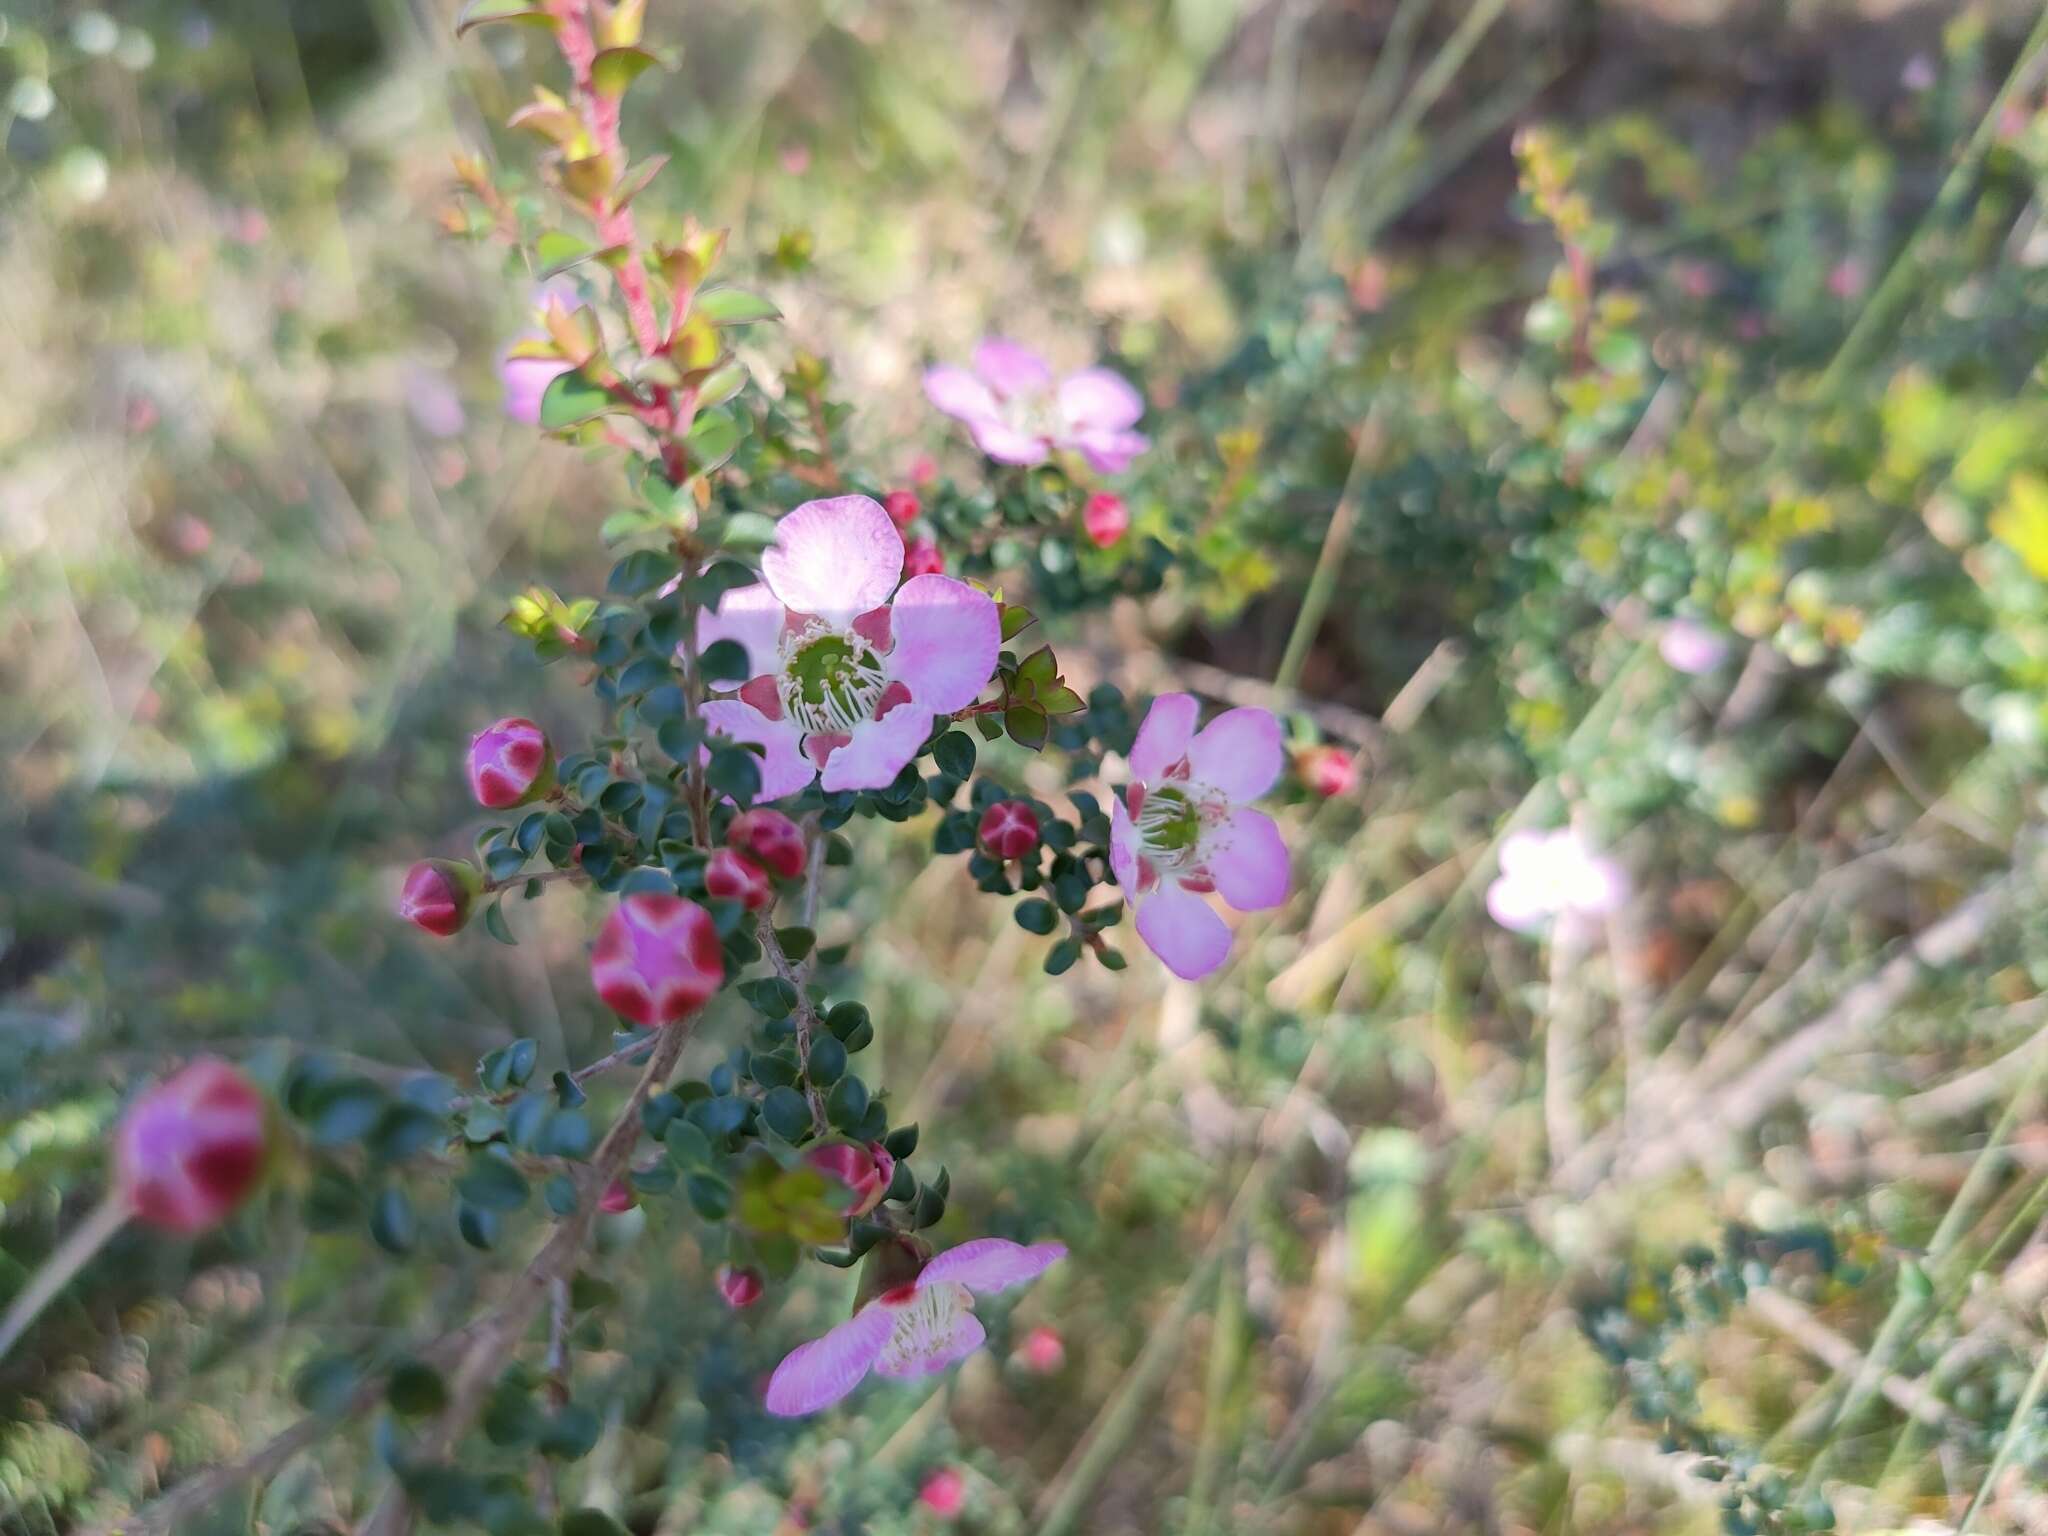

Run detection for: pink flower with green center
[[696, 496, 1000, 796], [1484, 828, 1627, 935], [763, 1238, 1064, 1417], [923, 339, 1148, 474], [1110, 695, 1290, 981]]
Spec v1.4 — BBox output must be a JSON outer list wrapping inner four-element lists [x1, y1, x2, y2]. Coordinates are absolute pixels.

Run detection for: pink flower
[[705, 848, 773, 910], [115, 1059, 268, 1233], [501, 351, 574, 426], [599, 1179, 635, 1213], [764, 1238, 1065, 1416], [404, 366, 467, 439], [399, 859, 481, 937], [908, 453, 938, 485], [918, 1468, 966, 1519], [695, 496, 1000, 796], [1484, 828, 1627, 935], [903, 538, 945, 577], [719, 1265, 765, 1308], [923, 339, 1148, 474], [728, 808, 808, 880], [467, 717, 554, 809], [1658, 618, 1730, 676], [1297, 746, 1357, 799], [802, 1140, 894, 1218], [1082, 491, 1129, 549], [1015, 1325, 1065, 1374], [590, 894, 724, 1027], [1110, 695, 1290, 981], [978, 800, 1040, 860], [883, 489, 921, 529]]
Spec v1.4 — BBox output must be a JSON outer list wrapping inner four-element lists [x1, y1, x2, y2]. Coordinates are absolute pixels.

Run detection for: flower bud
[[1015, 1325, 1066, 1374], [903, 538, 945, 577], [802, 1140, 894, 1219], [599, 1179, 635, 1214], [115, 1059, 268, 1233], [918, 1468, 966, 1519], [591, 894, 724, 1027], [717, 1264, 765, 1309], [1297, 745, 1357, 799], [728, 808, 807, 880], [467, 716, 554, 809], [399, 859, 483, 937], [882, 489, 921, 529], [705, 848, 773, 911], [1082, 492, 1129, 549], [978, 800, 1041, 861], [501, 352, 574, 426]]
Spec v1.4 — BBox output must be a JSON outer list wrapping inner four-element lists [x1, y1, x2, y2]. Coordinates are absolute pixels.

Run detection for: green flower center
[[781, 629, 887, 736], [1134, 785, 1207, 867]]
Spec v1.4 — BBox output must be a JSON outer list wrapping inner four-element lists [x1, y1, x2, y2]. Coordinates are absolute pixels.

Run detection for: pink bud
[[590, 894, 724, 1027], [728, 808, 808, 880], [978, 800, 1040, 860], [1297, 746, 1357, 799], [1082, 492, 1129, 549], [918, 1467, 966, 1520], [398, 859, 482, 937], [705, 848, 773, 911], [599, 1179, 635, 1213], [908, 453, 938, 486], [501, 353, 574, 427], [467, 717, 554, 809], [115, 1059, 267, 1234], [883, 489, 921, 529], [903, 538, 944, 578], [1016, 1325, 1066, 1375], [802, 1141, 894, 1218], [717, 1264, 765, 1308]]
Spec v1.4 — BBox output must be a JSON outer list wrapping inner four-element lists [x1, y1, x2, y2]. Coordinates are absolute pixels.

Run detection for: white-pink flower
[[764, 1238, 1064, 1417], [924, 339, 1148, 474], [1484, 828, 1628, 935], [1658, 618, 1731, 676], [1109, 695, 1290, 981], [696, 495, 1000, 796]]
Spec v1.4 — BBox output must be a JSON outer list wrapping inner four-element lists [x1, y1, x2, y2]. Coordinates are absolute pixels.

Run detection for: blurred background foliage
[[8, 0, 2048, 1531]]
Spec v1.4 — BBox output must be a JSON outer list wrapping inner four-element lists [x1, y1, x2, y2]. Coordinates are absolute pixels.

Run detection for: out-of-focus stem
[[0, 1196, 132, 1362]]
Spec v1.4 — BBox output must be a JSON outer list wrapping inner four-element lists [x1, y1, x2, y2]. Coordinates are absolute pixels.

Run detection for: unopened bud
[[590, 894, 724, 1027], [717, 1264, 765, 1308], [399, 859, 483, 937], [727, 808, 807, 880], [115, 1059, 268, 1233], [1297, 746, 1357, 799], [803, 1140, 894, 1218], [903, 538, 944, 577], [883, 489, 921, 529], [1082, 492, 1129, 549], [705, 848, 773, 911], [978, 800, 1040, 861], [467, 716, 554, 809]]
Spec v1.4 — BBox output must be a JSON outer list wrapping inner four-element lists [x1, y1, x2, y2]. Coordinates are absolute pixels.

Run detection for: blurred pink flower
[[1297, 745, 1357, 799], [695, 496, 999, 795], [599, 1179, 635, 1213], [764, 1238, 1064, 1416], [590, 894, 724, 1027], [907, 453, 938, 485], [1083, 491, 1129, 548], [404, 366, 467, 438], [883, 489, 920, 529], [902, 538, 945, 577], [918, 1468, 966, 1519], [1015, 1325, 1065, 1374], [728, 808, 808, 879], [718, 1265, 765, 1308], [1484, 828, 1627, 935], [706, 848, 774, 910], [779, 141, 812, 176], [802, 1140, 895, 1218], [1110, 695, 1289, 980], [501, 352, 574, 426], [1827, 259, 1867, 300], [1658, 618, 1730, 676], [115, 1059, 268, 1233], [924, 339, 1148, 474], [467, 716, 553, 809]]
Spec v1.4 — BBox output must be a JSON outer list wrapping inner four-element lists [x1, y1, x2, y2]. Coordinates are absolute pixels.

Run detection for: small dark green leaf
[[1014, 899, 1059, 936], [386, 1360, 448, 1417], [760, 1086, 813, 1141], [932, 732, 976, 779], [458, 1157, 531, 1213], [370, 1187, 418, 1254], [806, 1034, 847, 1087], [825, 1074, 868, 1132], [537, 368, 614, 430]]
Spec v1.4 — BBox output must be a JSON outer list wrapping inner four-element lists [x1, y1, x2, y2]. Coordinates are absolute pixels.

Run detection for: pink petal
[[1485, 873, 1549, 934], [1109, 796, 1142, 892], [923, 365, 1001, 425], [1185, 707, 1283, 803], [921, 1238, 1068, 1294], [1072, 428, 1150, 476], [701, 699, 814, 800], [695, 582, 785, 682], [1495, 829, 1553, 879], [874, 1310, 986, 1380], [761, 496, 903, 621], [1135, 885, 1233, 981], [973, 338, 1053, 399], [1566, 854, 1629, 916], [968, 418, 1052, 466], [1057, 368, 1145, 431], [887, 574, 1000, 714], [819, 707, 932, 793], [1129, 693, 1199, 783], [764, 1305, 894, 1417], [1206, 809, 1289, 912]]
